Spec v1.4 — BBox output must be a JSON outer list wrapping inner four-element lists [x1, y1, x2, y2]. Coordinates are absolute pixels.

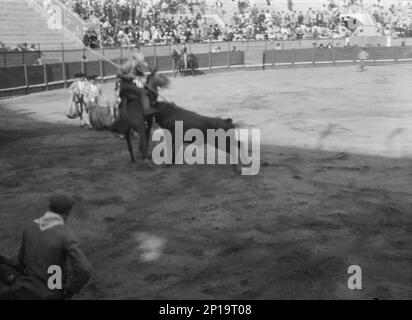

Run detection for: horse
[[110, 69, 170, 164], [171, 49, 199, 77], [152, 101, 244, 173]]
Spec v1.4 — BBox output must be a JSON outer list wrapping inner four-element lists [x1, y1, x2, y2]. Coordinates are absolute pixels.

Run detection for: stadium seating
[[0, 0, 82, 50]]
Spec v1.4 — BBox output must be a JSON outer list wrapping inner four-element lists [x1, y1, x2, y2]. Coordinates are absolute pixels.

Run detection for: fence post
[[291, 48, 295, 67], [3, 52, 6, 67], [171, 53, 175, 76], [272, 50, 275, 68], [353, 47, 357, 65], [43, 63, 48, 91], [101, 47, 105, 83], [208, 41, 212, 72], [262, 52, 265, 70], [81, 47, 87, 74], [394, 47, 398, 63], [154, 43, 157, 68], [23, 64, 29, 95], [120, 46, 123, 63], [313, 47, 316, 66], [332, 46, 336, 66], [61, 43, 67, 88], [22, 51, 25, 65], [227, 41, 230, 70]]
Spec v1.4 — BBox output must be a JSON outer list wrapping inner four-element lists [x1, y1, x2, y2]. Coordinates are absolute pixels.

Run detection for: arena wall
[[0, 51, 245, 97], [1, 46, 412, 97]]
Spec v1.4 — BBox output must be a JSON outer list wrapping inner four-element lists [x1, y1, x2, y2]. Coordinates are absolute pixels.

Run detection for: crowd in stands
[[6, 1, 412, 49], [56, 1, 412, 47], [0, 42, 40, 53]]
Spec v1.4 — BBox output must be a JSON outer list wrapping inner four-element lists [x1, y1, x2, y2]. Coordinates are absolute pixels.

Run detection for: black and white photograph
[[0, 0, 411, 306]]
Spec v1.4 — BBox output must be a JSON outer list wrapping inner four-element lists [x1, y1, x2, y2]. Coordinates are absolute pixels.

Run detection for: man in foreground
[[0, 193, 92, 300]]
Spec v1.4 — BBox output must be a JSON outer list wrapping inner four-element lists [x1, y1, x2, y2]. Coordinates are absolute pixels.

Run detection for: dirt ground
[[0, 64, 411, 299]]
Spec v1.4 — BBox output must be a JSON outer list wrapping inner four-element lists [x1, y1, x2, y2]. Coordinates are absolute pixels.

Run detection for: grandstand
[[0, 0, 83, 50], [2, 0, 411, 52]]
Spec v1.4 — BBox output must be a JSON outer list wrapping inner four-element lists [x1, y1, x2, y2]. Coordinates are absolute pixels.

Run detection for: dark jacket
[[17, 219, 92, 299]]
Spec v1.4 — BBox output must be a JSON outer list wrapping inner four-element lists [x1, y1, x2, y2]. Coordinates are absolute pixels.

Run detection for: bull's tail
[[226, 118, 247, 128]]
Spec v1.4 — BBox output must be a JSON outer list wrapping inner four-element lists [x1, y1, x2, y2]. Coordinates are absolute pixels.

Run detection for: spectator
[[0, 193, 92, 300]]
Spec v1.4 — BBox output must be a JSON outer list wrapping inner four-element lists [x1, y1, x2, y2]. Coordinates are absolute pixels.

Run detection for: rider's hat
[[116, 73, 134, 82], [133, 51, 148, 67], [87, 74, 98, 80]]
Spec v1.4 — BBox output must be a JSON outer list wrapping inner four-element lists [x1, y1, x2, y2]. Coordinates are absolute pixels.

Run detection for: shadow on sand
[[0, 104, 412, 299]]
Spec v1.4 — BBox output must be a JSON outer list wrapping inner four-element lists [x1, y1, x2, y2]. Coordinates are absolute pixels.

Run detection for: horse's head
[[146, 69, 170, 92]]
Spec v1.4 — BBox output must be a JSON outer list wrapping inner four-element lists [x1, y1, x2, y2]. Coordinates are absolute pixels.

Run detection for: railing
[[0, 44, 246, 97], [2, 37, 412, 68], [1, 44, 412, 98], [262, 46, 412, 67]]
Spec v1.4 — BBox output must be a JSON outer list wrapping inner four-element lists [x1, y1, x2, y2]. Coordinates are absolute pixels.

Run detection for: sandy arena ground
[[0, 64, 411, 299]]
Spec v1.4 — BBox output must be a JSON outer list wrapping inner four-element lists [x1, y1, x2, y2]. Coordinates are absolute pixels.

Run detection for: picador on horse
[[112, 48, 167, 165], [112, 47, 244, 173], [117, 49, 156, 117]]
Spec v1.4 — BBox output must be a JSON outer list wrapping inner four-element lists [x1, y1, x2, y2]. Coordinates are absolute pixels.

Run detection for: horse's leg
[[78, 100, 83, 121], [171, 135, 176, 165], [145, 116, 153, 160], [132, 121, 153, 167], [139, 130, 147, 160], [227, 138, 243, 174], [125, 127, 136, 163]]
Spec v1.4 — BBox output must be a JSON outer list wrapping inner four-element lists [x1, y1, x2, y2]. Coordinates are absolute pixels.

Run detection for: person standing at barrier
[[181, 45, 188, 69], [85, 75, 102, 108], [86, 75, 113, 130], [358, 48, 369, 72], [67, 73, 89, 126]]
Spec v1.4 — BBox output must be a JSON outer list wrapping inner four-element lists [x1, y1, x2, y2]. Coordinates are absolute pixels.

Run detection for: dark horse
[[171, 49, 199, 77], [110, 69, 170, 164]]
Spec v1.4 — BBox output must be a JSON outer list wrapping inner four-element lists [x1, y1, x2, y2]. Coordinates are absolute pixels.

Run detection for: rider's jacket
[[117, 54, 151, 113]]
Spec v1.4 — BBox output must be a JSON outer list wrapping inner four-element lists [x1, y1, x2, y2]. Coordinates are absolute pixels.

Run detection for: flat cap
[[49, 193, 75, 214]]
